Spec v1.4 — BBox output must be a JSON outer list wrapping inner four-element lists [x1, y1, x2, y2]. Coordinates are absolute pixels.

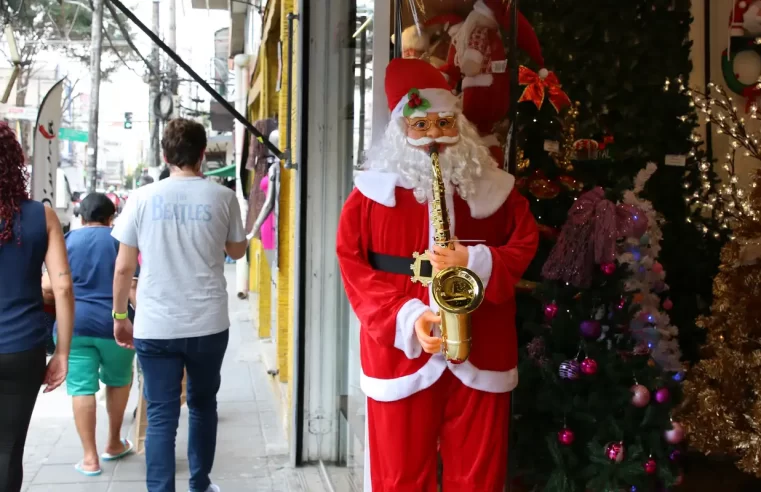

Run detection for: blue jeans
[[135, 329, 229, 492]]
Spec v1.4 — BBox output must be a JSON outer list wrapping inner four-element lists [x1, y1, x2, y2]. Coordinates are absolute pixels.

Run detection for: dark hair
[[0, 122, 28, 245], [161, 118, 207, 169], [80, 193, 116, 225]]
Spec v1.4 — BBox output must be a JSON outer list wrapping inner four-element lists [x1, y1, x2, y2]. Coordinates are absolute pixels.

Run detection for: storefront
[[293, 0, 389, 486]]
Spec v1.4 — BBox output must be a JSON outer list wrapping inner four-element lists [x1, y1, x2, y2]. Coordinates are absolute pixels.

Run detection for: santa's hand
[[414, 311, 442, 354], [430, 237, 469, 270]]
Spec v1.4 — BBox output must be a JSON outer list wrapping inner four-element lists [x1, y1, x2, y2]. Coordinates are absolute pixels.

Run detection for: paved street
[[20, 265, 332, 492]]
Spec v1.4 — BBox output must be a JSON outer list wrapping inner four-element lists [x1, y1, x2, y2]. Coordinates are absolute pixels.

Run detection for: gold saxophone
[[411, 144, 485, 363]]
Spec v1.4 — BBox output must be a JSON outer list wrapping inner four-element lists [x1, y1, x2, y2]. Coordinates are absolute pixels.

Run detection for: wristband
[[112, 311, 128, 320]]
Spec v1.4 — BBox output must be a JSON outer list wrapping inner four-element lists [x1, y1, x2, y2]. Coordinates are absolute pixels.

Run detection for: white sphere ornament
[[539, 68, 549, 80]]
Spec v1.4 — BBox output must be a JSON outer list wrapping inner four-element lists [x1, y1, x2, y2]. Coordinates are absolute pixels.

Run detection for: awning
[[204, 164, 236, 178]]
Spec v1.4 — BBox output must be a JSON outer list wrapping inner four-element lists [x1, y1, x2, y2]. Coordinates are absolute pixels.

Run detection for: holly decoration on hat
[[403, 88, 431, 118]]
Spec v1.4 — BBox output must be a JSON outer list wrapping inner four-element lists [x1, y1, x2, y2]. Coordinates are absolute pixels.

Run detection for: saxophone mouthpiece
[[427, 143, 440, 156]]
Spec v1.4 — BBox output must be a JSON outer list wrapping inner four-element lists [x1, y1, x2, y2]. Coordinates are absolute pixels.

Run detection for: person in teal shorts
[[43, 193, 139, 476]]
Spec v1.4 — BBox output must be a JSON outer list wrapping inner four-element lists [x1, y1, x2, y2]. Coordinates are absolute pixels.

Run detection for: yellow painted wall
[[248, 0, 283, 341], [245, 0, 299, 438], [277, 0, 297, 398]]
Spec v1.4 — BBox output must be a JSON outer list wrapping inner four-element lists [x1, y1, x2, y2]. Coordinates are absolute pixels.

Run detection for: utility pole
[[148, 0, 161, 168], [168, 0, 178, 95], [86, 0, 104, 192]]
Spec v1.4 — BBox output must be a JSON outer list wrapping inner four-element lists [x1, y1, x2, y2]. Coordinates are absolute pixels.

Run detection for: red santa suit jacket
[[336, 166, 538, 402]]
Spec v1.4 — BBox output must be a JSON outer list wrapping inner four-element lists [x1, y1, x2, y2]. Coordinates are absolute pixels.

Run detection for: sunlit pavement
[[21, 266, 333, 492]]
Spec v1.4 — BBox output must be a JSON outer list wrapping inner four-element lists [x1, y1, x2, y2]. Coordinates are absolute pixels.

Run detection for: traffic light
[[124, 112, 133, 130]]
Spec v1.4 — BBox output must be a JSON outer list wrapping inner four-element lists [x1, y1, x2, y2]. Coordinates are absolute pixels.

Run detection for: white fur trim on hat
[[472, 0, 496, 21], [448, 22, 463, 36], [390, 88, 461, 120]]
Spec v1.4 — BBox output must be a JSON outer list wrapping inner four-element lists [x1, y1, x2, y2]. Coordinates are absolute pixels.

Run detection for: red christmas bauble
[[544, 302, 559, 320], [643, 458, 657, 475], [605, 442, 625, 463], [631, 384, 651, 407], [665, 422, 685, 444], [663, 298, 674, 311], [557, 428, 575, 446], [601, 262, 616, 275], [580, 358, 598, 375]]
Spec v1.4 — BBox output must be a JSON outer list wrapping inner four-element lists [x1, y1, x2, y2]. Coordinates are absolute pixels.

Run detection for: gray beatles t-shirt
[[112, 176, 247, 340]]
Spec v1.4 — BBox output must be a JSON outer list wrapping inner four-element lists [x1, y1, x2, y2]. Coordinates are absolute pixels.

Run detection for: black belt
[[368, 251, 432, 279]]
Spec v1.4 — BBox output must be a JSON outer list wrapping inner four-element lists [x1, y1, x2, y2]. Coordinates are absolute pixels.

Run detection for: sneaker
[[190, 485, 220, 492]]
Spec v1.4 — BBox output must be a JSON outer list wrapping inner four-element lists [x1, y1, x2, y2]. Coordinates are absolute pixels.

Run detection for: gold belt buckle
[[411, 251, 433, 286]]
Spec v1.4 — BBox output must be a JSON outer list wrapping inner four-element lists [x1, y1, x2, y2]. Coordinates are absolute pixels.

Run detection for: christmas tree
[[677, 83, 761, 478], [513, 165, 685, 492], [518, 0, 717, 362]]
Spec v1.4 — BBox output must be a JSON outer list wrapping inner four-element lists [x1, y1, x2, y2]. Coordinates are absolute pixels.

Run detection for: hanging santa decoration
[[395, 15, 464, 69], [730, 0, 761, 37], [438, 0, 545, 165], [724, 1, 761, 109]]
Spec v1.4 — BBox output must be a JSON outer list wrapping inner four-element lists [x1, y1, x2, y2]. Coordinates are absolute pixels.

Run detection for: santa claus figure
[[731, 0, 761, 37], [439, 0, 544, 164], [336, 58, 538, 491]]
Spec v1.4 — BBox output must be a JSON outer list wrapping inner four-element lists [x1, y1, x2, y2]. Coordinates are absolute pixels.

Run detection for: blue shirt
[[55, 227, 138, 339], [0, 200, 48, 354]]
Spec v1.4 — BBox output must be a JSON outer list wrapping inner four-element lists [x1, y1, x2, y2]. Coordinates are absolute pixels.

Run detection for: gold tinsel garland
[[680, 170, 761, 477]]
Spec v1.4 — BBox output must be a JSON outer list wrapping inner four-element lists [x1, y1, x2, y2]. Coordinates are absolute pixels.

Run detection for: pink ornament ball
[[601, 262, 616, 275], [631, 384, 651, 407], [643, 457, 657, 475], [664, 421, 685, 444], [652, 262, 664, 274], [544, 302, 559, 320], [655, 387, 671, 404], [580, 320, 602, 339], [605, 441, 625, 463], [581, 358, 598, 375], [558, 428, 575, 446], [663, 298, 673, 311]]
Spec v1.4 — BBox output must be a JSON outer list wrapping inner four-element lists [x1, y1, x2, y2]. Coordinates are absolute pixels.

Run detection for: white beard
[[362, 114, 496, 203]]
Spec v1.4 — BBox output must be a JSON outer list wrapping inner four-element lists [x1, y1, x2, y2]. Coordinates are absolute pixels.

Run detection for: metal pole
[[507, 0, 519, 175], [393, 0, 402, 59], [86, 0, 104, 192], [149, 0, 161, 169], [285, 13, 298, 169], [506, 7, 519, 489], [106, 0, 285, 159], [168, 0, 178, 95]]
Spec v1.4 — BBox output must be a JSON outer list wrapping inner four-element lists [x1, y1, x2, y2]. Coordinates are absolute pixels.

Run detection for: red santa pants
[[366, 369, 511, 492]]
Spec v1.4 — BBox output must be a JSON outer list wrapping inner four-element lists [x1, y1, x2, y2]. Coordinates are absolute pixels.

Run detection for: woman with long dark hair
[[0, 122, 74, 491]]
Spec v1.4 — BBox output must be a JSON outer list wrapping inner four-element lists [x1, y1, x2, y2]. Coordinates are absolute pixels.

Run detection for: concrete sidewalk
[[21, 265, 332, 492]]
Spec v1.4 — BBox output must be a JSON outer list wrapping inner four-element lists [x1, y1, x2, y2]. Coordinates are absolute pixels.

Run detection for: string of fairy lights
[[664, 77, 760, 241]]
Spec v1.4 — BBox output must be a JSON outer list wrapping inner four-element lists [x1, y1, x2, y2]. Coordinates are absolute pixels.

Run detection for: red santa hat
[[386, 58, 460, 120]]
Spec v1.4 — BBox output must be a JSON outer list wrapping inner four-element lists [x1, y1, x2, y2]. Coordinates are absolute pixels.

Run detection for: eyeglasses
[[405, 116, 457, 132]]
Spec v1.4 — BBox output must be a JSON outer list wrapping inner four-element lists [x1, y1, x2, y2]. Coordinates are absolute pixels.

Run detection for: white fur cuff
[[467, 244, 493, 289], [462, 48, 484, 65], [394, 299, 430, 359]]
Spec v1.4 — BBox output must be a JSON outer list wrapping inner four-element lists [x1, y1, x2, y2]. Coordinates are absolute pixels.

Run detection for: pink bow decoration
[[541, 187, 647, 288]]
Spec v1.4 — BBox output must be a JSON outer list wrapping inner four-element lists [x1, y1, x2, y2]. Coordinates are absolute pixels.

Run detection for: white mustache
[[406, 135, 461, 147]]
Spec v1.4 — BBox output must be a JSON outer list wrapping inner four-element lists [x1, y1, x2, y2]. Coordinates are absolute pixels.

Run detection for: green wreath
[[721, 37, 761, 96]]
